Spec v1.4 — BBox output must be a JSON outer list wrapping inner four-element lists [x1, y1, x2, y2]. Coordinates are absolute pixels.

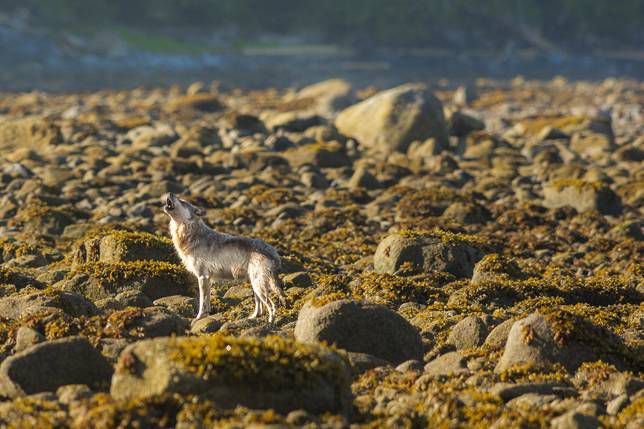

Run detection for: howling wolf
[[163, 193, 286, 323]]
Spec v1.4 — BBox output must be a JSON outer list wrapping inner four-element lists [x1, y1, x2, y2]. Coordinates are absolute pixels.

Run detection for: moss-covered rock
[[295, 299, 423, 364], [110, 334, 352, 414], [543, 179, 622, 215], [63, 260, 195, 301], [471, 254, 526, 284], [374, 230, 484, 278], [72, 230, 177, 266], [496, 311, 637, 373]]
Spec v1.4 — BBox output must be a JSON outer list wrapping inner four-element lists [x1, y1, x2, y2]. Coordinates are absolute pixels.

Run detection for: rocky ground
[[0, 76, 642, 428]]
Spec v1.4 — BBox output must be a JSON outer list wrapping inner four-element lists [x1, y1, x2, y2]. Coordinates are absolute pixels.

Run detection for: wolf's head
[[162, 193, 204, 224]]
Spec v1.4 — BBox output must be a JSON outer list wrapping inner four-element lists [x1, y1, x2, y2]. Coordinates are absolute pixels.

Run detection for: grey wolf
[[162, 193, 286, 323]]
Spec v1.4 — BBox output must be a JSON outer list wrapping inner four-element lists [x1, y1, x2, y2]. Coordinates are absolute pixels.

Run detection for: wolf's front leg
[[194, 275, 210, 321]]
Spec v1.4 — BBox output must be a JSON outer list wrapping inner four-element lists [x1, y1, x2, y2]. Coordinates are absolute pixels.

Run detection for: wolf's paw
[[191, 314, 208, 327]]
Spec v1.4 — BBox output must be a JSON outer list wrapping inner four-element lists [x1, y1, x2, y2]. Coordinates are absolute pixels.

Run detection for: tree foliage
[[2, 0, 642, 49]]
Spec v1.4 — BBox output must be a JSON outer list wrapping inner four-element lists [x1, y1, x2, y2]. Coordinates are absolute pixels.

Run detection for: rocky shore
[[0, 76, 642, 427]]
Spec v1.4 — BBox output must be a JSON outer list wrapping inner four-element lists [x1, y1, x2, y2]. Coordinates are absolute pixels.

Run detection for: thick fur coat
[[163, 193, 286, 323]]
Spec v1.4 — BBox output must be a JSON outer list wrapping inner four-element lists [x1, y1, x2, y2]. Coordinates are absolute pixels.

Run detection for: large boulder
[[335, 84, 449, 154], [294, 299, 423, 364], [71, 230, 177, 266], [543, 179, 622, 215], [60, 260, 195, 301], [111, 334, 351, 415], [495, 311, 628, 373], [374, 231, 484, 278], [0, 290, 96, 320], [0, 336, 112, 398]]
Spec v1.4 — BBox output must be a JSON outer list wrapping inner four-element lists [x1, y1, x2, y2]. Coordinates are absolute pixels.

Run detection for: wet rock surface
[[0, 78, 642, 427]]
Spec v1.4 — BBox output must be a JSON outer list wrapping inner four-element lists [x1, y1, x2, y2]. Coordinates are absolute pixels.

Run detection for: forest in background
[[1, 0, 642, 52]]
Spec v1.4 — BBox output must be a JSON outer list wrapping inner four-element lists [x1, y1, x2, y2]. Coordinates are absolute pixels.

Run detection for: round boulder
[[111, 334, 351, 415], [294, 299, 423, 364], [335, 84, 449, 154], [374, 231, 484, 278], [447, 315, 489, 350]]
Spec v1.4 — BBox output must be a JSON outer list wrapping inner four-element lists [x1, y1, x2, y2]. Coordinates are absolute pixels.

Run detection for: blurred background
[[1, 0, 643, 91]]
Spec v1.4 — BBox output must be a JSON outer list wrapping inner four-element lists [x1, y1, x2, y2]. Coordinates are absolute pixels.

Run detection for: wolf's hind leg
[[259, 286, 276, 323], [249, 293, 261, 319], [266, 294, 276, 323], [256, 285, 273, 322]]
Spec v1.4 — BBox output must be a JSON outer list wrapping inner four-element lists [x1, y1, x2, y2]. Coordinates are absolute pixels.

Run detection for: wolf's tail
[[269, 274, 288, 307]]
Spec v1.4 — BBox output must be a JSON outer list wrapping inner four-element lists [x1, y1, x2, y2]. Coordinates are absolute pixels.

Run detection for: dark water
[[1, 24, 642, 92]]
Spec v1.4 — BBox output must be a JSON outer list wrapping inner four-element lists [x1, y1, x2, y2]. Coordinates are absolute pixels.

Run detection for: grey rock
[[72, 231, 177, 266], [99, 338, 130, 364], [114, 289, 153, 308], [110, 336, 352, 414], [448, 111, 485, 137], [335, 84, 448, 154], [285, 141, 350, 168], [295, 300, 423, 364], [14, 326, 45, 353], [490, 382, 575, 402], [56, 384, 93, 404], [0, 336, 112, 398], [543, 181, 622, 215], [282, 272, 313, 288], [0, 291, 96, 320], [374, 233, 484, 278], [423, 352, 468, 377], [395, 360, 424, 373], [295, 79, 356, 117], [484, 319, 516, 349], [551, 410, 599, 429], [495, 312, 607, 373], [346, 351, 391, 374], [507, 393, 558, 408], [263, 111, 324, 133], [349, 167, 380, 190], [131, 306, 188, 337], [447, 315, 488, 350], [153, 295, 197, 318], [442, 201, 491, 224], [190, 314, 224, 334]]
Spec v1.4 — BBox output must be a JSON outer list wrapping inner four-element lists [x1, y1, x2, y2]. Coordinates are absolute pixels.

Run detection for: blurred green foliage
[[1, 0, 641, 49]]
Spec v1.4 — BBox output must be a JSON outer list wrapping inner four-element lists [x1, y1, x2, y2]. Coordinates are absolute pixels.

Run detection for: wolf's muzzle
[[164, 193, 175, 211]]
